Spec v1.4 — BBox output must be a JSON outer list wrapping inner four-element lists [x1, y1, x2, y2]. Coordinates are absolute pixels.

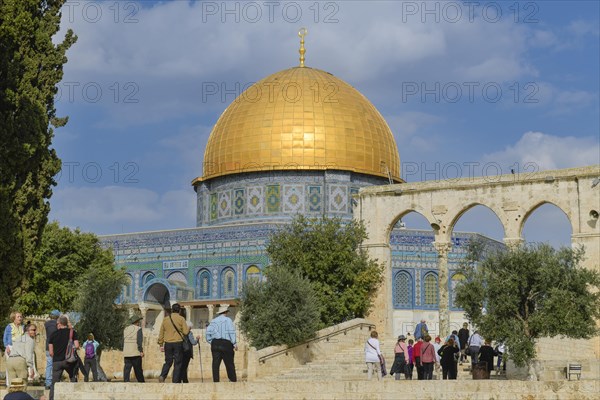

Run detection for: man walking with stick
[[205, 305, 237, 382]]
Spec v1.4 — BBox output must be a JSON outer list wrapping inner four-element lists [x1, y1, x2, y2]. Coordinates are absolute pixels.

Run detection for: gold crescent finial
[[298, 28, 307, 67]]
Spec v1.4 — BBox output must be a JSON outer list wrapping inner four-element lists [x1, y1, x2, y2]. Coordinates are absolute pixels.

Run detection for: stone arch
[[143, 280, 171, 308], [448, 202, 506, 238], [519, 200, 573, 238], [386, 209, 436, 240]]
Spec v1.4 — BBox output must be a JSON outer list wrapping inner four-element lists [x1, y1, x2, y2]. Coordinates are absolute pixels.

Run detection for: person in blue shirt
[[414, 319, 428, 340], [205, 305, 237, 382], [81, 333, 100, 382]]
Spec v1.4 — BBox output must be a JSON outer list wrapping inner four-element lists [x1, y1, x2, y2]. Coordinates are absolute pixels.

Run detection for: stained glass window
[[223, 269, 235, 298], [197, 270, 211, 298], [424, 273, 438, 306], [393, 271, 412, 308], [246, 265, 261, 281]]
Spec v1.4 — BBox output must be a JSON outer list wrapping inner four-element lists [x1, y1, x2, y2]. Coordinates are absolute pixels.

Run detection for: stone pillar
[[207, 304, 214, 322], [362, 243, 392, 338], [434, 241, 452, 338], [184, 305, 192, 323], [139, 305, 148, 328], [503, 237, 524, 249], [572, 233, 600, 359]]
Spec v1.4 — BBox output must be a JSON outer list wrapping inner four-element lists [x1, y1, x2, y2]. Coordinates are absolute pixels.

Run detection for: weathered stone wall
[[46, 380, 599, 400]]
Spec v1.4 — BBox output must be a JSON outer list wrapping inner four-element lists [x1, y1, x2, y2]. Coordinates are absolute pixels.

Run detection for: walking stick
[[198, 342, 204, 382]]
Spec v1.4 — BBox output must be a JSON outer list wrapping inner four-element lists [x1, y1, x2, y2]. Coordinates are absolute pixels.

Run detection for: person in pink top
[[420, 335, 437, 380], [390, 335, 410, 380]]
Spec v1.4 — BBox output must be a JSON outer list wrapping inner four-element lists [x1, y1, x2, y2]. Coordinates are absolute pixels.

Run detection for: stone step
[[47, 381, 600, 400]]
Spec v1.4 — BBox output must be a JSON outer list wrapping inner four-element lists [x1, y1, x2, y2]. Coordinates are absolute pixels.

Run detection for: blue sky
[[49, 0, 600, 246]]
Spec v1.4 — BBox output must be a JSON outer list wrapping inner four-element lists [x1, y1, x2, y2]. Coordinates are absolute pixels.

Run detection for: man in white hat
[[205, 305, 237, 382], [123, 314, 145, 383]]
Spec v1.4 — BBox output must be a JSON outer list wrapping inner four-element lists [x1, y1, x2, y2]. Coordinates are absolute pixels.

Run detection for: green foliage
[[17, 222, 112, 315], [0, 0, 77, 317], [455, 241, 600, 367], [266, 215, 384, 327], [74, 264, 129, 353], [239, 266, 321, 349]]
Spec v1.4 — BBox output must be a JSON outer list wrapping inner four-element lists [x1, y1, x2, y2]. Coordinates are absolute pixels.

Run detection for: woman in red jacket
[[420, 335, 437, 380]]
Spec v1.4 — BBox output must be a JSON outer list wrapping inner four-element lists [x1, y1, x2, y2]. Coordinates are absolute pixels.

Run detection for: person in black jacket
[[478, 339, 498, 373], [457, 322, 470, 364], [437, 338, 460, 379]]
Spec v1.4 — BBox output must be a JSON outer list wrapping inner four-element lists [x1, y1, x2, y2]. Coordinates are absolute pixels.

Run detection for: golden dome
[[196, 66, 401, 183]]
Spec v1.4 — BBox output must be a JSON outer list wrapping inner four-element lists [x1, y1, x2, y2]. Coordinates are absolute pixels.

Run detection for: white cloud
[[482, 131, 600, 171], [49, 186, 196, 235], [55, 1, 543, 126]]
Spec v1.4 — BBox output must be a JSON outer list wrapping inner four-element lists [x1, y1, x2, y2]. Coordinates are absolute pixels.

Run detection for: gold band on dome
[[299, 28, 307, 67], [197, 67, 401, 184]]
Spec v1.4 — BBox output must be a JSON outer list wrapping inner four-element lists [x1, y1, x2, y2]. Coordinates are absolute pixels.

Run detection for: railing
[[258, 320, 375, 364]]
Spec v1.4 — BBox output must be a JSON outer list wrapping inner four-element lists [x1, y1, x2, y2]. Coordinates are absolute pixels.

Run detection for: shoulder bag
[[367, 340, 387, 376], [65, 329, 77, 363], [169, 315, 192, 353]]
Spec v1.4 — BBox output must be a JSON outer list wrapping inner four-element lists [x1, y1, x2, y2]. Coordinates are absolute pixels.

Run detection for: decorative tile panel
[[210, 193, 218, 221], [308, 186, 322, 212], [234, 189, 245, 215], [218, 191, 231, 218], [247, 187, 264, 214], [283, 185, 304, 213], [266, 185, 281, 213], [328, 185, 348, 213]]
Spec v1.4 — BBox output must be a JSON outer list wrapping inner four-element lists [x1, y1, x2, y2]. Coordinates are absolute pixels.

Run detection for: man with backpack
[[81, 333, 99, 382]]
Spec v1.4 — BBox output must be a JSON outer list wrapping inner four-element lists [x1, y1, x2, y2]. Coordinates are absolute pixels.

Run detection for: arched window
[[221, 268, 236, 298], [393, 271, 413, 309], [167, 271, 187, 283], [246, 265, 261, 281], [423, 272, 439, 307], [450, 273, 466, 309], [142, 272, 156, 287], [197, 270, 211, 298]]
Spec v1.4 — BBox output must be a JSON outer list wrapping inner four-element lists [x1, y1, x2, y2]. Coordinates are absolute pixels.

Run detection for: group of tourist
[[1, 303, 239, 398], [365, 319, 506, 381], [2, 310, 95, 400]]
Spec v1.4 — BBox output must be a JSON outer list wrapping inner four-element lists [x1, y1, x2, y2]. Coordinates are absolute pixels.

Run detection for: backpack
[[85, 341, 95, 359]]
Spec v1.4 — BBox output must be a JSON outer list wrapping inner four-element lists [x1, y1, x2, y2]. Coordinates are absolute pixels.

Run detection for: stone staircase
[[256, 342, 499, 382]]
